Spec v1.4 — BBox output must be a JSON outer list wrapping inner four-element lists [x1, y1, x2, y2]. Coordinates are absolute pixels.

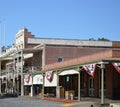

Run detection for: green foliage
[[97, 37, 110, 41], [89, 37, 110, 41]]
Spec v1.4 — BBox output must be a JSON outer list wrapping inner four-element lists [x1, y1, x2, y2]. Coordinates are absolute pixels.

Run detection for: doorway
[[88, 77, 94, 96]]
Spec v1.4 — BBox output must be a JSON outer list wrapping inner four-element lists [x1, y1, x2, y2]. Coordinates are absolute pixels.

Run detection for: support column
[[56, 71, 60, 99], [13, 56, 16, 94], [42, 73, 45, 98], [78, 68, 81, 101], [0, 79, 1, 94], [6, 72, 8, 93], [0, 60, 1, 94], [101, 63, 105, 105], [30, 66, 34, 97], [42, 45, 45, 67], [21, 50, 24, 96], [16, 52, 19, 93], [13, 71, 15, 93]]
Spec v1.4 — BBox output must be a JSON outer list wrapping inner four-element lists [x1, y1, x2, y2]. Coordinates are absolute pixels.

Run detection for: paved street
[[0, 96, 100, 107], [0, 97, 61, 107], [1, 96, 120, 107]]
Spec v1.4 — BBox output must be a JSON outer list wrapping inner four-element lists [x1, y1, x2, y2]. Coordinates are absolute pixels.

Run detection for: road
[[0, 97, 75, 107], [0, 96, 102, 107], [0, 98, 58, 107]]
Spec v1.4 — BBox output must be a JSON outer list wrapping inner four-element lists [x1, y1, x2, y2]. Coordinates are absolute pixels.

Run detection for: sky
[[0, 0, 120, 47]]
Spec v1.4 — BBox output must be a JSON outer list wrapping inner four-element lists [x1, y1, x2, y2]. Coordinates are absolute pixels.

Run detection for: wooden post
[[101, 63, 105, 105], [42, 73, 45, 98], [78, 68, 81, 101], [56, 71, 60, 98]]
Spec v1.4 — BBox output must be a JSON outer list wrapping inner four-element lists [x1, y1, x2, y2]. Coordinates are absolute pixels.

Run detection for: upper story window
[[58, 57, 63, 62]]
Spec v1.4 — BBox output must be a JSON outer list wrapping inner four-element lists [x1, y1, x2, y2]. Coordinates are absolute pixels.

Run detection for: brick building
[[0, 28, 120, 104]]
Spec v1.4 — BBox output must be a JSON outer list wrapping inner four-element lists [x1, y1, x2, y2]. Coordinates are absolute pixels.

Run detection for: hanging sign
[[112, 62, 120, 73], [66, 75, 70, 82], [46, 71, 54, 82], [82, 63, 96, 77]]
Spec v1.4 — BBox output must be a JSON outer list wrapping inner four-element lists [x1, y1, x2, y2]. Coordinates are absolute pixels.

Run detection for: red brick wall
[[24, 28, 36, 48], [105, 64, 113, 98], [82, 64, 115, 98], [33, 51, 42, 67], [113, 50, 120, 58], [112, 65, 120, 99], [112, 41, 120, 48], [94, 67, 100, 97], [45, 45, 109, 65]]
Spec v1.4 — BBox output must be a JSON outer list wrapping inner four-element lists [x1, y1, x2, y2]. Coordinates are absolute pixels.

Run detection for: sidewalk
[[42, 97, 110, 107]]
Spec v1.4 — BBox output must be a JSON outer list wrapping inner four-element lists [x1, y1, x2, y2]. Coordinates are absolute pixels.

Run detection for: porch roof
[[43, 49, 120, 71]]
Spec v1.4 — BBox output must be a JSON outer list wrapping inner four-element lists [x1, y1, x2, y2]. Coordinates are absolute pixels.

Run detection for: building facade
[[0, 28, 120, 103]]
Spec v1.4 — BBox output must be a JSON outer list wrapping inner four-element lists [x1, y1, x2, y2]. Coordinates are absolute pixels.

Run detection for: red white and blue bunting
[[82, 63, 96, 77], [46, 71, 54, 82], [112, 62, 120, 73], [24, 74, 30, 83]]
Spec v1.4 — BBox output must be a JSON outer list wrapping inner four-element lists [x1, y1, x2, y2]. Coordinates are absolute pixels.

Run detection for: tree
[[89, 37, 110, 41], [97, 37, 110, 41]]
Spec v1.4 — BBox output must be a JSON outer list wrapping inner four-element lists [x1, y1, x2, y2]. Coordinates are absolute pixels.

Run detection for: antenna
[[0, 19, 6, 51], [3, 20, 6, 47]]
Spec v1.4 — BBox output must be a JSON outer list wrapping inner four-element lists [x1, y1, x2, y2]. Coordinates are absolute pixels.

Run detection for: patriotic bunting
[[46, 71, 54, 82], [112, 62, 120, 73], [82, 63, 96, 77], [24, 74, 30, 83]]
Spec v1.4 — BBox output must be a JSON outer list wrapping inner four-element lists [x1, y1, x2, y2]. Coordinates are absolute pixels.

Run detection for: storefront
[[59, 69, 79, 99], [43, 49, 120, 105], [44, 71, 57, 97], [24, 74, 43, 96]]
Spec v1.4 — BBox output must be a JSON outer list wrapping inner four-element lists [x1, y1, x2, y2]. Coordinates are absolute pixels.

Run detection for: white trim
[[59, 69, 79, 76], [28, 38, 112, 47]]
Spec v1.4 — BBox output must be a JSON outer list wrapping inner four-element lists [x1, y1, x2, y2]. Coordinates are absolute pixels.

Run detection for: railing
[[0, 46, 16, 57]]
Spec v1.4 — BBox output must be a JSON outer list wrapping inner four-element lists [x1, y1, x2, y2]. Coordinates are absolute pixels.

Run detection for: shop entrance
[[59, 74, 78, 99]]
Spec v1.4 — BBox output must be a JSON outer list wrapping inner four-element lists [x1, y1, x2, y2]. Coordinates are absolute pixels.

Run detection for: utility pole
[[21, 49, 24, 96]]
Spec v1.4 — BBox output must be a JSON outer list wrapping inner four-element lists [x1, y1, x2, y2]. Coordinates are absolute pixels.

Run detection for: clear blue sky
[[0, 0, 120, 46]]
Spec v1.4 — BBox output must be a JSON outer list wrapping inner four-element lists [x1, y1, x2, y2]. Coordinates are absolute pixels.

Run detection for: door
[[88, 77, 94, 96]]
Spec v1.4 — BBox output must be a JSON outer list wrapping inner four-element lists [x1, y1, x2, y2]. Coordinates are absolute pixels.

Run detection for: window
[[58, 57, 63, 62]]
